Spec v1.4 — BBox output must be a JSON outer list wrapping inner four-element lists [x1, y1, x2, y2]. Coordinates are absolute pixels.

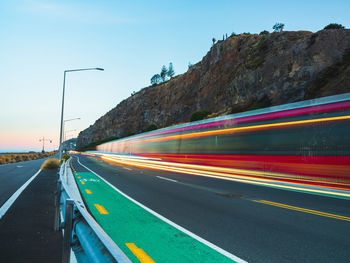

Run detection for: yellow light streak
[[253, 200, 350, 222], [126, 243, 155, 263]]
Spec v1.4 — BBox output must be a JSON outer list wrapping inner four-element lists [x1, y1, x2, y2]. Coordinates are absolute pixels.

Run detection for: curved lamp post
[[59, 68, 104, 160]]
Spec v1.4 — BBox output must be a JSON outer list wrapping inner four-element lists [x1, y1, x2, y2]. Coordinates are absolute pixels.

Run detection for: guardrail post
[[62, 199, 74, 263], [54, 180, 62, 231]]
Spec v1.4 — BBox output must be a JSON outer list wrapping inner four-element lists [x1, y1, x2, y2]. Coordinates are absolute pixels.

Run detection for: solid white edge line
[[156, 176, 178, 183], [0, 169, 41, 220], [76, 156, 247, 263]]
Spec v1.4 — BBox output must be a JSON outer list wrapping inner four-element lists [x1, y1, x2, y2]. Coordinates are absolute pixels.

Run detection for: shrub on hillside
[[324, 23, 345, 30], [145, 124, 158, 132], [190, 110, 212, 122], [259, 30, 269, 35]]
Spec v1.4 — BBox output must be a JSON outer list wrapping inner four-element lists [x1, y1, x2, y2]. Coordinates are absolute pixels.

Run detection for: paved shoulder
[[0, 169, 62, 262]]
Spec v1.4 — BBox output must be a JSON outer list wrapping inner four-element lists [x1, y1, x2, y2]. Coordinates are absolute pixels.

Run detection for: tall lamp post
[[63, 118, 80, 142], [59, 68, 104, 160], [64, 129, 76, 142]]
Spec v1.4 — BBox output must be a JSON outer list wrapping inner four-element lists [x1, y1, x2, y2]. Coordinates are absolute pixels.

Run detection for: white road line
[[156, 176, 178, 183], [123, 167, 132, 171], [76, 156, 247, 263], [0, 169, 41, 220]]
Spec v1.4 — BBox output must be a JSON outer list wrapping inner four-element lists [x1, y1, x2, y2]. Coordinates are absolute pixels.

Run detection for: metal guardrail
[[54, 158, 132, 263]]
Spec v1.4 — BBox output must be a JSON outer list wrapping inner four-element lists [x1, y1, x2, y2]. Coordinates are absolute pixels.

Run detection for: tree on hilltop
[[150, 74, 162, 85], [167, 62, 175, 78], [212, 37, 216, 46], [324, 23, 345, 30], [160, 65, 168, 82], [273, 23, 285, 32]]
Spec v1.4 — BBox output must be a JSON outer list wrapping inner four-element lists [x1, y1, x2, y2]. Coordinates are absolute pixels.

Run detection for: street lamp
[[39, 137, 52, 153], [64, 129, 77, 142], [59, 68, 104, 160], [63, 117, 80, 142]]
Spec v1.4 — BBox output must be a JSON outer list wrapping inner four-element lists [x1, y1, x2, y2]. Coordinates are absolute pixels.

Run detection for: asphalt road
[[0, 158, 44, 207], [72, 154, 350, 263]]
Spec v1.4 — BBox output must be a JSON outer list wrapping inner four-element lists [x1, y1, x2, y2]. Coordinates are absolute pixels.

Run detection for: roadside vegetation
[[62, 153, 70, 161], [40, 158, 60, 169], [0, 151, 57, 165]]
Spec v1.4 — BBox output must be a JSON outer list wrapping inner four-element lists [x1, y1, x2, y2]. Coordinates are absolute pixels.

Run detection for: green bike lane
[[71, 169, 244, 263]]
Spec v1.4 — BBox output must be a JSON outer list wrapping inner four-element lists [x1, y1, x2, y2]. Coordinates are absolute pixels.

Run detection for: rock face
[[77, 29, 350, 149]]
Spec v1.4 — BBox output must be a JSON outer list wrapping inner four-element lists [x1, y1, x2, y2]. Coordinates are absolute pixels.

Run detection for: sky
[[0, 0, 349, 152]]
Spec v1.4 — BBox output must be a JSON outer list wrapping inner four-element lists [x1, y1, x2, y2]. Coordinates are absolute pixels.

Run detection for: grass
[[0, 151, 57, 165], [40, 158, 60, 170]]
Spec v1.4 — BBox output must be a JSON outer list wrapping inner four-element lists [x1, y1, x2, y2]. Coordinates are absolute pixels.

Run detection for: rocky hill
[[77, 29, 350, 149]]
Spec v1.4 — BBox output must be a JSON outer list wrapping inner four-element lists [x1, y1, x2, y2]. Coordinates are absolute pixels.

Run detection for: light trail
[[125, 115, 350, 145], [98, 155, 350, 199], [100, 154, 350, 188]]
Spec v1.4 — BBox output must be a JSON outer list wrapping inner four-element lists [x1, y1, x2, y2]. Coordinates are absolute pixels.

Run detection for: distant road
[[0, 159, 44, 207], [72, 154, 350, 263]]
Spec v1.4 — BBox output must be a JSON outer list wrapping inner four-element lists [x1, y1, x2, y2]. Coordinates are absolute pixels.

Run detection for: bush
[[259, 30, 269, 35], [62, 154, 70, 161], [324, 23, 345, 30], [41, 158, 60, 169], [145, 124, 158, 132], [190, 110, 212, 122]]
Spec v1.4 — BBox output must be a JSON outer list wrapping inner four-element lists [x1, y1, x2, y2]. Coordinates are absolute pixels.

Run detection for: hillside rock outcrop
[[77, 29, 350, 149]]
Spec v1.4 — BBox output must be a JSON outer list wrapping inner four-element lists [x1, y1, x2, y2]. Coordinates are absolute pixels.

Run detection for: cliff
[[77, 29, 350, 149]]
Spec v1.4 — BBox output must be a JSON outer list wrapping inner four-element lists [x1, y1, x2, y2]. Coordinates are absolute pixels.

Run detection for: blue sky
[[0, 0, 349, 152]]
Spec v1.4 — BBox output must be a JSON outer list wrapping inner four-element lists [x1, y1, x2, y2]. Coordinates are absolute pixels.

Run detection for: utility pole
[[39, 137, 52, 153]]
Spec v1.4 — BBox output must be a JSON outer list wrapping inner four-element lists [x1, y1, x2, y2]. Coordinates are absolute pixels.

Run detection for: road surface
[[0, 159, 44, 207], [71, 154, 350, 263]]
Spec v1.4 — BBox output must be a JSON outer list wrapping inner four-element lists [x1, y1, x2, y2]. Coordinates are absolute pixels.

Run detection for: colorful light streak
[[106, 101, 350, 145], [93, 97, 350, 195], [123, 115, 350, 146], [95, 154, 350, 199]]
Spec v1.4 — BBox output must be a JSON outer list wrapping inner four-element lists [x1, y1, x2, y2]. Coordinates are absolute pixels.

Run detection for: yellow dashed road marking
[[94, 204, 109, 214], [126, 243, 155, 263], [253, 200, 350, 222], [85, 189, 92, 194]]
